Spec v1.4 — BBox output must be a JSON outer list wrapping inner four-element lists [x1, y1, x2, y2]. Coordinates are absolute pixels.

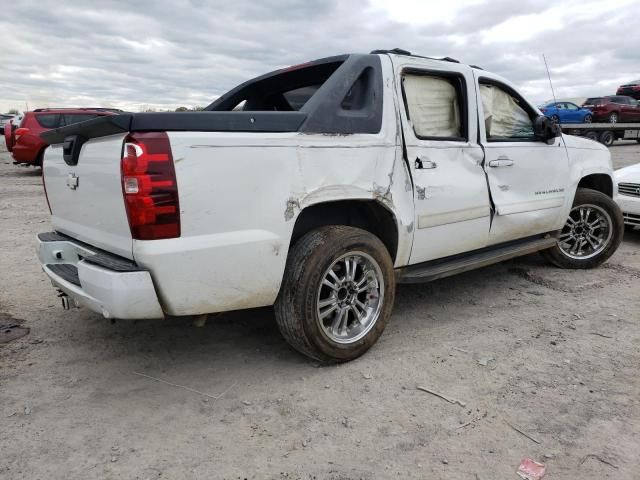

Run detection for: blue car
[[539, 101, 593, 124]]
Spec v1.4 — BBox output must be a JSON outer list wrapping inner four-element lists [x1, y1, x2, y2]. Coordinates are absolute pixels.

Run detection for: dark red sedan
[[582, 96, 640, 124], [5, 108, 121, 166]]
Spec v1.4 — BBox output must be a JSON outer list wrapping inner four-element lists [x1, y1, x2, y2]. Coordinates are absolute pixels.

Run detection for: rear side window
[[35, 114, 60, 128], [61, 114, 98, 126], [479, 83, 534, 141], [402, 73, 465, 140]]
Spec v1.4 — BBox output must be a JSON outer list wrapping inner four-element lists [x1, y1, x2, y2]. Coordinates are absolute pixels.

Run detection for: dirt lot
[[1, 142, 639, 480]]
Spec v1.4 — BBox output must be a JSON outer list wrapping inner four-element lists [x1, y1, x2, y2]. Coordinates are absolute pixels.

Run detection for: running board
[[396, 234, 558, 284]]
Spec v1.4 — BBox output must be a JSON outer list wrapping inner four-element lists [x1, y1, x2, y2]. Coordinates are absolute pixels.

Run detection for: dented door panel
[[390, 57, 491, 264], [474, 70, 570, 244]]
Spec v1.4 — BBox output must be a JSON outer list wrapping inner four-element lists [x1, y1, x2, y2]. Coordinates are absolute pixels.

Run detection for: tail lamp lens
[[14, 127, 29, 140], [121, 132, 180, 240]]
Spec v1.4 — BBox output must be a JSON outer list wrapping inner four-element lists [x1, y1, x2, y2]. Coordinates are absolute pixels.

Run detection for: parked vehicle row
[[4, 108, 122, 166], [35, 49, 624, 363], [541, 96, 640, 124]]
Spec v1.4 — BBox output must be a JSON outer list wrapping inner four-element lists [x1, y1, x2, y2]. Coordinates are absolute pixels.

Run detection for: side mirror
[[534, 115, 561, 144]]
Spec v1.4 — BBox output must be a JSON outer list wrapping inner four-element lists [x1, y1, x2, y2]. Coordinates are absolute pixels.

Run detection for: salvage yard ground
[[1, 142, 639, 479]]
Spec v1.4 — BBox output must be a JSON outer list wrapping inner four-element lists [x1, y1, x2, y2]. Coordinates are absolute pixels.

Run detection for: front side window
[[402, 73, 464, 139], [479, 83, 534, 141]]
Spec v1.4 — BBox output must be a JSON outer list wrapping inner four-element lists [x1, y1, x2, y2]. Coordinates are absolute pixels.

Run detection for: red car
[[582, 96, 640, 124], [5, 108, 121, 166], [617, 80, 640, 100]]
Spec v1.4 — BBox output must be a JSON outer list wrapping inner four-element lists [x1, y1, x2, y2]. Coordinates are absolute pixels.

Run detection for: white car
[[36, 49, 623, 363], [0, 114, 14, 128], [615, 163, 640, 230]]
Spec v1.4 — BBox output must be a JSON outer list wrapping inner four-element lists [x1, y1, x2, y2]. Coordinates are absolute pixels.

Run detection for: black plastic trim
[[396, 233, 559, 284], [47, 264, 81, 286], [38, 232, 68, 242], [299, 55, 383, 134], [130, 111, 307, 133], [38, 231, 142, 272], [41, 115, 130, 145]]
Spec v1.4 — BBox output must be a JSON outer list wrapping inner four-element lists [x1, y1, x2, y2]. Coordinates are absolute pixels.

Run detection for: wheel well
[[578, 174, 613, 197], [290, 200, 399, 261]]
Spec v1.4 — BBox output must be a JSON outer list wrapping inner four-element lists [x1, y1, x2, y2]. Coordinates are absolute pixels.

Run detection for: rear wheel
[[599, 130, 615, 146], [584, 114, 593, 123], [542, 188, 623, 269], [275, 226, 395, 363], [584, 131, 599, 141]]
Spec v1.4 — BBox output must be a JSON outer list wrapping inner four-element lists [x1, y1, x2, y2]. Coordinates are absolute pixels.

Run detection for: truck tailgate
[[43, 133, 133, 259]]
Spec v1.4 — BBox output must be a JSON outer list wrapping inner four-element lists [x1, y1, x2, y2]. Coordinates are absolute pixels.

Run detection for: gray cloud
[[0, 0, 637, 112]]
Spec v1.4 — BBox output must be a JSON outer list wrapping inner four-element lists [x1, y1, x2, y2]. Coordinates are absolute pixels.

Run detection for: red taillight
[[14, 127, 29, 141], [121, 132, 180, 240]]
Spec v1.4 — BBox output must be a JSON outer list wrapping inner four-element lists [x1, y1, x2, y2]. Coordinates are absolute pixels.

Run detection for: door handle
[[415, 157, 437, 169], [488, 157, 514, 168]]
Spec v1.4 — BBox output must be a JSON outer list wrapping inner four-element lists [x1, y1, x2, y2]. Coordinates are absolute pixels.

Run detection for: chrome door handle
[[416, 157, 437, 169], [488, 158, 514, 167]]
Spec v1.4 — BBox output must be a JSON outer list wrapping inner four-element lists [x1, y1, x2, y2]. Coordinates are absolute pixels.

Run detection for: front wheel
[[542, 188, 623, 269], [275, 226, 396, 363], [608, 112, 619, 123]]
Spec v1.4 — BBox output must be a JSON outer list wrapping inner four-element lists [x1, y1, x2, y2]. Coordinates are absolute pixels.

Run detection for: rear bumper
[[12, 143, 40, 164], [37, 232, 164, 319]]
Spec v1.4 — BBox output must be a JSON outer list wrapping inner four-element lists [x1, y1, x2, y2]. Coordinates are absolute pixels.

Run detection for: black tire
[[541, 188, 623, 269], [599, 130, 615, 147], [275, 226, 395, 363], [584, 131, 599, 142], [584, 114, 592, 123], [608, 112, 618, 123], [551, 114, 560, 124]]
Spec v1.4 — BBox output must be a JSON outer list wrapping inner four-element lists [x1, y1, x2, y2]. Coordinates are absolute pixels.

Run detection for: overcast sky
[[1, 0, 638, 112]]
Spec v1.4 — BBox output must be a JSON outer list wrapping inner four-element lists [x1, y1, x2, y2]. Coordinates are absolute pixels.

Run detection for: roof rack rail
[[33, 107, 124, 113], [370, 49, 462, 65], [370, 48, 412, 55]]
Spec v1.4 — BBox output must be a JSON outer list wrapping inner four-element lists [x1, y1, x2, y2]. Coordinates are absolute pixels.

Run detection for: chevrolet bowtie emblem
[[67, 173, 79, 190]]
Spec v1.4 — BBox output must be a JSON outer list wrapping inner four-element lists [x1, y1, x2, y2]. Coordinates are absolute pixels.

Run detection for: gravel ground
[[1, 141, 639, 479]]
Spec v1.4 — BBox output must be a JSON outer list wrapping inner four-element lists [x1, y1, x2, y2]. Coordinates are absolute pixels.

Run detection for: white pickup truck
[[38, 49, 623, 363]]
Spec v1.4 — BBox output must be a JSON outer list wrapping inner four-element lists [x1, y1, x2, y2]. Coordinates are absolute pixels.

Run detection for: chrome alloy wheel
[[558, 204, 613, 260], [316, 251, 384, 344]]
